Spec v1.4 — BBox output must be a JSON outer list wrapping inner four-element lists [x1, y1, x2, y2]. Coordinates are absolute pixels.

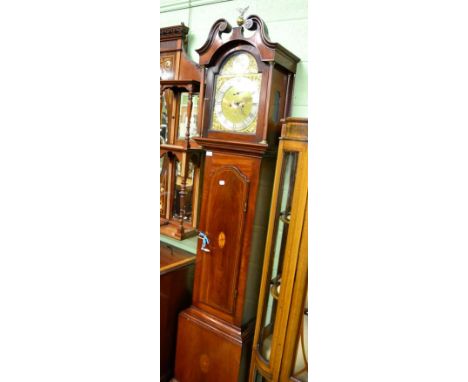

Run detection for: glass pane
[[253, 369, 268, 382], [160, 90, 173, 144], [172, 160, 195, 223], [258, 151, 299, 362], [292, 293, 308, 381], [160, 154, 169, 218], [178, 93, 199, 139]]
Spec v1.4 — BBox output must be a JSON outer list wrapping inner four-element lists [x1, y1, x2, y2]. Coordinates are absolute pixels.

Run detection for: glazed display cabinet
[[249, 118, 308, 382], [160, 24, 204, 240]]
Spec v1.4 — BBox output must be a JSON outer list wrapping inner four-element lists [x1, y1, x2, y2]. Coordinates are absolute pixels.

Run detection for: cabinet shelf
[[279, 211, 291, 224], [269, 275, 282, 300]]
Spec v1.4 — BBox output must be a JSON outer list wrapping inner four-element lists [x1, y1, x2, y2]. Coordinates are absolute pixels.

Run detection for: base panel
[[174, 307, 254, 382]]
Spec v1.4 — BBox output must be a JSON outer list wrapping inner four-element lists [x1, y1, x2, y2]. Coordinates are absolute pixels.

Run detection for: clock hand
[[240, 103, 247, 115]]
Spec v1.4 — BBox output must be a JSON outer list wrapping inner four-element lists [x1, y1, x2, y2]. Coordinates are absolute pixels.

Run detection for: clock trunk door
[[195, 162, 250, 320]]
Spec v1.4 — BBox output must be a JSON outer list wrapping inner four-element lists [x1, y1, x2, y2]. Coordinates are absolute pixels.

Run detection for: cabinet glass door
[[160, 89, 173, 144], [291, 292, 308, 381], [253, 369, 269, 382], [160, 153, 170, 219], [172, 160, 195, 223], [258, 151, 299, 362], [178, 93, 199, 139]]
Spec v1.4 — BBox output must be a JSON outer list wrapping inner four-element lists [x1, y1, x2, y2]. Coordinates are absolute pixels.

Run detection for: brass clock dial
[[213, 76, 261, 133], [211, 52, 262, 134]]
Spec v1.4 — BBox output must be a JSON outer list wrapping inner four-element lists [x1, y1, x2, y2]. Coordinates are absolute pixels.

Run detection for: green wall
[[160, 0, 308, 118]]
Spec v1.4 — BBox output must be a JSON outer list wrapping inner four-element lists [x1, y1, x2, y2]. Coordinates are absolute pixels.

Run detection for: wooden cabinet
[[249, 118, 308, 381], [160, 25, 204, 240], [174, 15, 299, 382], [160, 243, 195, 382]]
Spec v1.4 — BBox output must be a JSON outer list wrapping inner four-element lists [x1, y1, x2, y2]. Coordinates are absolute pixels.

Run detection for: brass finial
[[236, 6, 249, 26]]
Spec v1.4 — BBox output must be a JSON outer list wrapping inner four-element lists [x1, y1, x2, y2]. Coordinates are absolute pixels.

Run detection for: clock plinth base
[[174, 306, 254, 382]]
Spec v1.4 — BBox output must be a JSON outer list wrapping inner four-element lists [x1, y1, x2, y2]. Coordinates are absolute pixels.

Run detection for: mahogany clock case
[[173, 16, 301, 382]]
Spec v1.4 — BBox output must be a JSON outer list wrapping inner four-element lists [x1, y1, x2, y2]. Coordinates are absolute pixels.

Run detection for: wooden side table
[[160, 243, 196, 382]]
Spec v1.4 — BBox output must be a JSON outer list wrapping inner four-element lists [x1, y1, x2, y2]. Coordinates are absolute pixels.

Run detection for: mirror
[[178, 93, 199, 139], [160, 89, 174, 144]]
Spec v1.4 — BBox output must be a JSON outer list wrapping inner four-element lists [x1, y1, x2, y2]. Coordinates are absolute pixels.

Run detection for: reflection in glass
[[253, 369, 268, 382], [161, 90, 173, 144], [160, 154, 169, 218], [172, 160, 195, 222], [258, 151, 299, 362], [292, 293, 308, 381], [178, 93, 199, 139]]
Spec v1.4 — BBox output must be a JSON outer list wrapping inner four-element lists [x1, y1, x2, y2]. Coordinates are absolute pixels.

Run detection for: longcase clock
[[174, 15, 300, 382]]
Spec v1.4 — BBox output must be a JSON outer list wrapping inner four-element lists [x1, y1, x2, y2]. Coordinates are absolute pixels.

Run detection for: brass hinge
[[234, 289, 238, 301], [243, 201, 248, 212]]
